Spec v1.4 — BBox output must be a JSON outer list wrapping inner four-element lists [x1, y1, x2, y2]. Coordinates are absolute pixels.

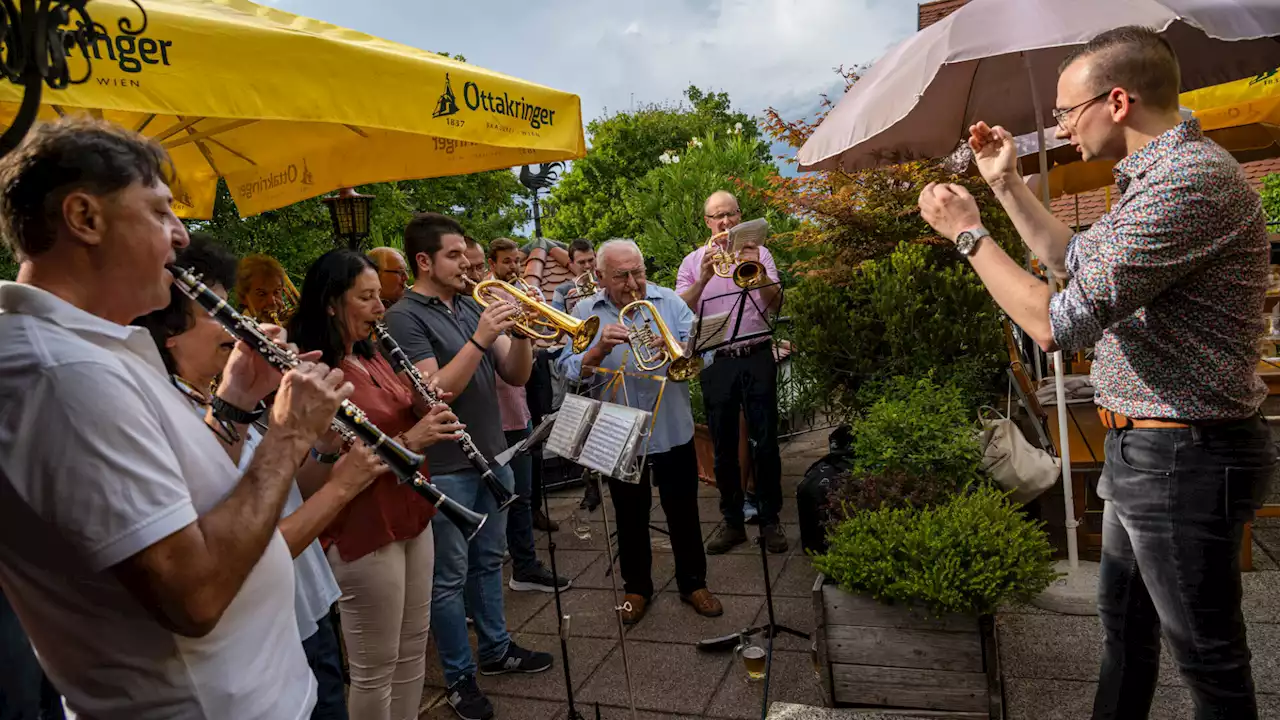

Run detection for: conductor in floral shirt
[[918, 27, 1273, 720]]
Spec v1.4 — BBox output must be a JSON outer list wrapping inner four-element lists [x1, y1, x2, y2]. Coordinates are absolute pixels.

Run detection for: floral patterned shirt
[[1048, 119, 1270, 421]]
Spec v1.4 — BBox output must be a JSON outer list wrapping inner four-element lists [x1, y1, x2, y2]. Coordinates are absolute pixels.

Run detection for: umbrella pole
[[1023, 53, 1097, 615]]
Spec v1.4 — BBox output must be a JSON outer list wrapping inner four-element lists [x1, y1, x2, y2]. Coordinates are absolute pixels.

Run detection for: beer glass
[[734, 633, 766, 682]]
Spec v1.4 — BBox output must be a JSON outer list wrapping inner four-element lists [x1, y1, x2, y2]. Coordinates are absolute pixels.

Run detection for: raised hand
[[270, 361, 353, 443], [968, 122, 1019, 187], [403, 403, 466, 450], [329, 442, 388, 495], [475, 301, 519, 347], [218, 324, 294, 407], [598, 323, 631, 352]]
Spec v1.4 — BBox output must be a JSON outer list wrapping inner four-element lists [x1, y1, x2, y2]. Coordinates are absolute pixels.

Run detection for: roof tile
[[918, 0, 970, 30]]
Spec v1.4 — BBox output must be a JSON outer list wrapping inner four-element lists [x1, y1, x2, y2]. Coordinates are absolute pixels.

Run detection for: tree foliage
[[1263, 173, 1280, 227], [625, 130, 794, 286], [544, 85, 765, 242]]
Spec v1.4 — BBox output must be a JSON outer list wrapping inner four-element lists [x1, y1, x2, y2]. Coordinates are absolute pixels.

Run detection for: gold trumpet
[[472, 278, 600, 353], [619, 292, 702, 382], [573, 270, 598, 297], [705, 218, 769, 289]]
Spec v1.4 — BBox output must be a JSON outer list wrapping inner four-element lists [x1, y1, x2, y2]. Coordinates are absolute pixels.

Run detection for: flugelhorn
[[619, 292, 702, 382], [705, 217, 769, 289], [374, 321, 516, 513], [472, 278, 600, 353], [573, 270, 598, 297]]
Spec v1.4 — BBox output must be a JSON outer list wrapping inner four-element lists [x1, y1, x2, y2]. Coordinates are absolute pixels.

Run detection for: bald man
[[676, 190, 786, 556], [368, 246, 409, 308]]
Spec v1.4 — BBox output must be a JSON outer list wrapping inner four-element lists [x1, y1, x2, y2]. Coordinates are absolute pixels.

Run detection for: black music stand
[[692, 280, 806, 719]]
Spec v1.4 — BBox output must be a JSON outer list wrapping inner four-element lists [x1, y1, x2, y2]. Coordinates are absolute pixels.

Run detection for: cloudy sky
[[259, 0, 923, 153]]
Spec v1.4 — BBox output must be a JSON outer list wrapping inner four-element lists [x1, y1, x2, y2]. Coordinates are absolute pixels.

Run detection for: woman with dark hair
[[133, 233, 386, 720], [289, 248, 461, 720]]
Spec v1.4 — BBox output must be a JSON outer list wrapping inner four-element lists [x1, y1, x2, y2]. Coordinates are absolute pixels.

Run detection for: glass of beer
[[735, 634, 767, 682]]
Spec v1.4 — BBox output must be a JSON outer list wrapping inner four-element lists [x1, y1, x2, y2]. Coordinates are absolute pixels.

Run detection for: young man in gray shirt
[[384, 213, 551, 720]]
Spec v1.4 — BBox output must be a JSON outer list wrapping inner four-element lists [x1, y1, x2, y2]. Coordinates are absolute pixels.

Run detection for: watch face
[[956, 231, 975, 254]]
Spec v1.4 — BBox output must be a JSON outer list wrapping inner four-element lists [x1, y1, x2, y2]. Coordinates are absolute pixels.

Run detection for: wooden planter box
[[694, 423, 716, 486], [812, 574, 1004, 719]]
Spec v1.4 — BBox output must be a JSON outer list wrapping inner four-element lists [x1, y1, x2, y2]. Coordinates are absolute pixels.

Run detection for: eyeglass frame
[[1051, 89, 1126, 130], [607, 267, 647, 282], [704, 210, 742, 222]]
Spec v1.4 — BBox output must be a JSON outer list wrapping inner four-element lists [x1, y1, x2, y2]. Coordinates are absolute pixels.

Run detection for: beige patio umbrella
[[796, 0, 1280, 615], [798, 0, 1280, 173]]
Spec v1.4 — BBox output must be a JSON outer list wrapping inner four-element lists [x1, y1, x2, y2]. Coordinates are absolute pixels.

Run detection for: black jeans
[[504, 424, 540, 578], [700, 343, 782, 528], [1092, 416, 1275, 720], [303, 615, 349, 720], [527, 349, 556, 513], [607, 440, 707, 598]]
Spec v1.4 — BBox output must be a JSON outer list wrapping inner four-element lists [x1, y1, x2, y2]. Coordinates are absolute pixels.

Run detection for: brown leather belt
[[1097, 408, 1237, 430]]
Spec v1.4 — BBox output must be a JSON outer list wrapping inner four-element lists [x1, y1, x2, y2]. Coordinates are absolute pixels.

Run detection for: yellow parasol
[[1028, 68, 1280, 199], [0, 0, 586, 218]]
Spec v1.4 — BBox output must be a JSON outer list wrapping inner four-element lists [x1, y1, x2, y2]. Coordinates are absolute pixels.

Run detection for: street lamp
[[322, 187, 374, 250]]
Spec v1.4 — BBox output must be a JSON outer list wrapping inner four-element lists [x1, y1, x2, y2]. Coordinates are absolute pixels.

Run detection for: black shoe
[[762, 524, 789, 554], [445, 675, 493, 720], [532, 507, 560, 532], [706, 524, 748, 555], [479, 642, 554, 676], [580, 475, 602, 511], [509, 563, 572, 593]]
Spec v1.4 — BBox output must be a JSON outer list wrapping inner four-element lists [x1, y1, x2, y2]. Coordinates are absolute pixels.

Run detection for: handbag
[[978, 406, 1059, 504]]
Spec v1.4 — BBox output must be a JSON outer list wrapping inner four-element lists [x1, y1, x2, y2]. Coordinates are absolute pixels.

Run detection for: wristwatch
[[955, 226, 991, 257], [211, 395, 266, 425]]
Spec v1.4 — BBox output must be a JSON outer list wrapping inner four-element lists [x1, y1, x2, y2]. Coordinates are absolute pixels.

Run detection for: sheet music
[[726, 218, 768, 252], [579, 404, 650, 481], [545, 394, 598, 459], [494, 412, 559, 466], [692, 310, 732, 353]]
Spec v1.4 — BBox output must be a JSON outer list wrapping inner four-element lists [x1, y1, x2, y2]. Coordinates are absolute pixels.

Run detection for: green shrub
[[824, 468, 957, 522], [814, 484, 1057, 617], [788, 242, 1005, 420], [847, 374, 983, 488]]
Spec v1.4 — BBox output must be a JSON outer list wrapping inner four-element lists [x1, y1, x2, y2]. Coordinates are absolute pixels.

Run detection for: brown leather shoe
[[681, 588, 724, 617], [619, 593, 648, 625]]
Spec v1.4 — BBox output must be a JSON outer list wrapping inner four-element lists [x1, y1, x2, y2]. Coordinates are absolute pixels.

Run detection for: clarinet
[[167, 264, 425, 482], [374, 321, 518, 511]]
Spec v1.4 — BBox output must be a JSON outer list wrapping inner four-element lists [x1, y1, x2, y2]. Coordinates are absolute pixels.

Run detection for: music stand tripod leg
[[696, 524, 809, 651], [541, 457, 585, 720]]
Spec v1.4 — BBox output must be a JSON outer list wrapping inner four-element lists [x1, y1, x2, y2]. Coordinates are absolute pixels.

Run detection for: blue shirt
[[556, 284, 695, 455]]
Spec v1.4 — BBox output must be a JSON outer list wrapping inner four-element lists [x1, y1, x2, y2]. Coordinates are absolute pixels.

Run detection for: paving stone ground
[[418, 430, 830, 720], [416, 429, 1280, 719]]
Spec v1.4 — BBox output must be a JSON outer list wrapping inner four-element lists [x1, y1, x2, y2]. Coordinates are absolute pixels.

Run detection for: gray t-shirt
[[384, 290, 507, 475]]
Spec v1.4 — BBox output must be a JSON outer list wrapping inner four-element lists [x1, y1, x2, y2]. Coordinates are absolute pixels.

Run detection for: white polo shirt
[[0, 282, 316, 720]]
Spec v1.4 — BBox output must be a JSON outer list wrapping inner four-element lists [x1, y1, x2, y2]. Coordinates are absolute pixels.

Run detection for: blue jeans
[[504, 423, 540, 579], [302, 614, 348, 720], [1092, 417, 1275, 720], [430, 464, 513, 684]]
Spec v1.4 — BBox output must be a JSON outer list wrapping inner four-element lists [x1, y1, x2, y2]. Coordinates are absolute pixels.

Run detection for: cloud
[[257, 0, 919, 134]]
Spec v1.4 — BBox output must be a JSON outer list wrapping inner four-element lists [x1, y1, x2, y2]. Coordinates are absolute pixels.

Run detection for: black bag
[[796, 425, 855, 555]]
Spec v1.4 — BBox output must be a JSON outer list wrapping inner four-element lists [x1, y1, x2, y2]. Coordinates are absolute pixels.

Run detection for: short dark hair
[[463, 235, 481, 249], [567, 239, 594, 262], [487, 237, 519, 261], [0, 116, 172, 260], [132, 232, 238, 377], [1060, 26, 1181, 112], [403, 212, 465, 280], [288, 249, 378, 369]]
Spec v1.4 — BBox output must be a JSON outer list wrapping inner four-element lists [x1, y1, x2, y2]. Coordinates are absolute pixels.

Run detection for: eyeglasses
[[381, 268, 409, 278], [1052, 91, 1113, 130], [609, 268, 646, 282], [705, 211, 741, 222]]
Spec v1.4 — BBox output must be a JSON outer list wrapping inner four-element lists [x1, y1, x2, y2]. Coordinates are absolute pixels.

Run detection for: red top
[[322, 352, 435, 562]]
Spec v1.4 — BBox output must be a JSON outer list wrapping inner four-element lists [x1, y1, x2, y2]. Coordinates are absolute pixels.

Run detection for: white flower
[[658, 152, 671, 165], [734, 122, 743, 133], [689, 137, 703, 148], [671, 155, 680, 163]]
